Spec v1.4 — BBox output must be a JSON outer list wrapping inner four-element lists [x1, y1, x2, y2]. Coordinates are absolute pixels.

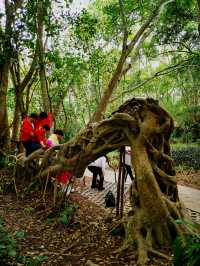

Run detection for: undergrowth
[[0, 218, 48, 265], [46, 201, 79, 226], [172, 219, 200, 266]]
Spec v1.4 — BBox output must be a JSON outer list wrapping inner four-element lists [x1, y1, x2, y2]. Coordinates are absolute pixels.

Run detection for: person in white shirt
[[124, 146, 134, 181], [88, 157, 106, 190]]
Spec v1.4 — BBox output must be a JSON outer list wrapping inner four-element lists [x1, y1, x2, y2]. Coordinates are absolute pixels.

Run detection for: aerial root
[[151, 162, 177, 185], [25, 148, 45, 162], [148, 248, 172, 261], [164, 197, 183, 220], [120, 208, 181, 265]]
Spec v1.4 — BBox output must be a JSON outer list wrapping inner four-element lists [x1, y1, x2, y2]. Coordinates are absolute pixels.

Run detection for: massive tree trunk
[[36, 1, 51, 112], [118, 100, 182, 265], [22, 97, 186, 264], [0, 0, 23, 152]]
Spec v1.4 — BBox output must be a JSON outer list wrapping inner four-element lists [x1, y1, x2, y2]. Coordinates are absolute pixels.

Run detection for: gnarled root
[[123, 181, 184, 265], [123, 207, 181, 265]]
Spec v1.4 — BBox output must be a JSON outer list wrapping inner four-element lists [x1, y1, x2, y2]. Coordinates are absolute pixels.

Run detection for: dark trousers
[[124, 164, 134, 181], [88, 165, 104, 189], [22, 140, 41, 156]]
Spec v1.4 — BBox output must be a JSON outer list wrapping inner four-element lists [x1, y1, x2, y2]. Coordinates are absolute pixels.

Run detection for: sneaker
[[98, 187, 105, 191]]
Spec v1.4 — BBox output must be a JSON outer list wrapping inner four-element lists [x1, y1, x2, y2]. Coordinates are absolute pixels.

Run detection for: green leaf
[[59, 214, 69, 225], [175, 219, 184, 224], [15, 230, 26, 238], [8, 249, 16, 257], [35, 255, 48, 262]]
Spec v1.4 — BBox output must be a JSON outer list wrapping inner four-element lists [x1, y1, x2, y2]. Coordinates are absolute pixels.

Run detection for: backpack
[[105, 191, 116, 208]]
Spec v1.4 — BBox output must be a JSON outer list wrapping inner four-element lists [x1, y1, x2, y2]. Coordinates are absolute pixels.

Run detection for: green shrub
[[0, 218, 18, 264], [47, 201, 78, 226], [0, 218, 48, 265], [171, 147, 200, 169], [172, 220, 200, 266], [0, 154, 6, 168]]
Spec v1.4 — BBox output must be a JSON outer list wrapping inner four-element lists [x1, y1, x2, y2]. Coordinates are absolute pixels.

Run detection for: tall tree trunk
[[91, 0, 173, 122], [37, 1, 50, 112], [10, 52, 36, 148], [0, 0, 13, 152], [0, 62, 10, 151], [0, 0, 23, 152], [11, 94, 21, 144]]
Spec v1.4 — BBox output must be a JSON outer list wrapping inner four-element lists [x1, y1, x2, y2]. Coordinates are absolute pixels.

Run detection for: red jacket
[[34, 127, 47, 144], [35, 112, 53, 130], [20, 118, 35, 142]]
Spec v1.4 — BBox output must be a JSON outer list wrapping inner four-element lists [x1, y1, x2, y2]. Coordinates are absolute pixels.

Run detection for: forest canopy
[[0, 0, 199, 149]]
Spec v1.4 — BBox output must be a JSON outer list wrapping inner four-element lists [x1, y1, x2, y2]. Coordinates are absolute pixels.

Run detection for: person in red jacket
[[35, 112, 53, 130], [34, 124, 50, 148], [20, 113, 40, 156], [20, 113, 37, 141]]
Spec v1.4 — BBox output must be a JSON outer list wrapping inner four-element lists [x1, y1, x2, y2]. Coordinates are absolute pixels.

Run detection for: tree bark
[[0, 0, 23, 152], [11, 94, 21, 143], [0, 0, 13, 152], [0, 61, 10, 151], [22, 97, 186, 264], [10, 50, 37, 147], [36, 1, 50, 112]]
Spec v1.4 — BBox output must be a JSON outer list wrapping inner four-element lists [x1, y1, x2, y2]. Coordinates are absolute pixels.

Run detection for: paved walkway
[[178, 185, 200, 213], [79, 167, 200, 224]]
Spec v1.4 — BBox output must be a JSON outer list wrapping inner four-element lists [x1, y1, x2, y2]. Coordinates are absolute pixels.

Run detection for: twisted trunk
[[21, 97, 187, 264]]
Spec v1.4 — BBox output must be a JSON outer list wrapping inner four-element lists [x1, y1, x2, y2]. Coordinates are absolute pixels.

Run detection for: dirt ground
[[1, 168, 199, 266], [0, 191, 172, 266]]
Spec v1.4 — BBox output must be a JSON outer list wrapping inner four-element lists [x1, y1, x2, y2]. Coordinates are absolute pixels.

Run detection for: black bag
[[105, 191, 116, 208]]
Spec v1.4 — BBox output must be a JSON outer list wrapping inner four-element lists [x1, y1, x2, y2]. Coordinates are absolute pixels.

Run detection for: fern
[[172, 219, 200, 266]]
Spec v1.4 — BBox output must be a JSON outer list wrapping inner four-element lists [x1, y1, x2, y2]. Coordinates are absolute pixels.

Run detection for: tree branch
[[196, 0, 200, 37], [151, 162, 177, 185], [127, 0, 174, 53], [118, 60, 196, 99], [91, 0, 174, 122], [119, 0, 128, 49], [20, 52, 37, 92]]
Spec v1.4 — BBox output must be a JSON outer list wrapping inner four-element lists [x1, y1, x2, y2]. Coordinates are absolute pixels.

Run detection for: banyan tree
[[20, 97, 187, 265]]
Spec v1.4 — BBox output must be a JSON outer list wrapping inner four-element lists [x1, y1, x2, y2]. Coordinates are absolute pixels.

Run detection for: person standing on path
[[88, 157, 106, 191], [124, 146, 134, 181]]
